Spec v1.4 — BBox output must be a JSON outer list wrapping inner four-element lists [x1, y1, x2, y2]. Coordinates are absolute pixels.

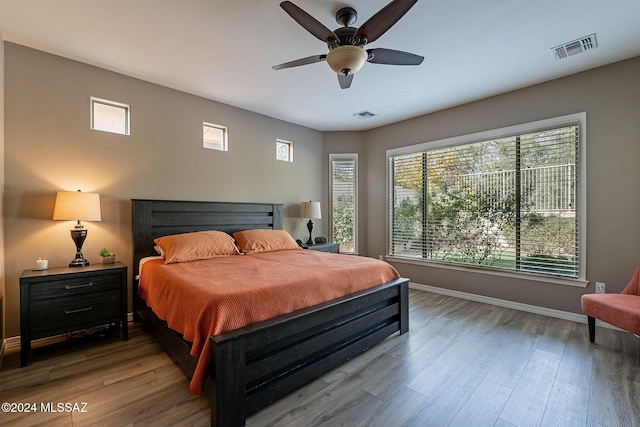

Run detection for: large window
[[330, 154, 358, 254], [388, 114, 586, 282]]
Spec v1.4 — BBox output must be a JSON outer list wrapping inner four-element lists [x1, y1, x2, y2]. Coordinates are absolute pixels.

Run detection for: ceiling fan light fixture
[[326, 45, 367, 75]]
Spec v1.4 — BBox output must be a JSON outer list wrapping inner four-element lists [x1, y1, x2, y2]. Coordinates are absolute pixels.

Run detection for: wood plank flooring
[[1, 289, 638, 426]]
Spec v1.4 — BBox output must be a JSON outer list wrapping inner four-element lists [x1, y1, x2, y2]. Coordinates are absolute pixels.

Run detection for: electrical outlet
[[595, 282, 605, 294], [378, 255, 384, 260]]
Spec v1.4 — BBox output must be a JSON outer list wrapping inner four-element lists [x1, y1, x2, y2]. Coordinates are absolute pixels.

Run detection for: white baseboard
[[5, 335, 19, 350], [409, 282, 621, 331]]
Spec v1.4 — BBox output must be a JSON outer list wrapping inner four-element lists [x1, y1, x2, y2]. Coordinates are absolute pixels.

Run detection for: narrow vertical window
[[91, 97, 129, 135], [330, 154, 358, 254], [276, 139, 294, 162], [203, 122, 228, 151]]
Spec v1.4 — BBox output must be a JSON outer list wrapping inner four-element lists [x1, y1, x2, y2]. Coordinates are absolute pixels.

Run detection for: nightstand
[[20, 262, 128, 367], [301, 242, 339, 253]]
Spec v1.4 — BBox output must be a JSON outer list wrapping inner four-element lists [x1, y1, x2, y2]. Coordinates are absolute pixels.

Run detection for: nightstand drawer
[[29, 289, 122, 335], [29, 274, 121, 301]]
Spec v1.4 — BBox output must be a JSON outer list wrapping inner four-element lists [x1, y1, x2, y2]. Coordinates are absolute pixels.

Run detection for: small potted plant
[[99, 247, 116, 264]]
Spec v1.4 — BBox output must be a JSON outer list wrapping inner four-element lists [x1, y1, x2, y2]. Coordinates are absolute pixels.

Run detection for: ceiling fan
[[273, 0, 424, 89]]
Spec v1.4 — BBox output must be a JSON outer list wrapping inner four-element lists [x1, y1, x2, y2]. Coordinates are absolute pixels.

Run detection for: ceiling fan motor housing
[[330, 26, 364, 48]]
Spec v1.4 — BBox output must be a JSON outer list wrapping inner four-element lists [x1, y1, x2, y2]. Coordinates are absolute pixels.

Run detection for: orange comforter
[[138, 249, 400, 394]]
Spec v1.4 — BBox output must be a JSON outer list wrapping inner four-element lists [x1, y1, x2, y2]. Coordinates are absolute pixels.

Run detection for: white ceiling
[[1, 0, 639, 131]]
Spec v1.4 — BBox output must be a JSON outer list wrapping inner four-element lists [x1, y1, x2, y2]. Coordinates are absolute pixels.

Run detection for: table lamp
[[53, 190, 101, 267], [300, 201, 321, 245]]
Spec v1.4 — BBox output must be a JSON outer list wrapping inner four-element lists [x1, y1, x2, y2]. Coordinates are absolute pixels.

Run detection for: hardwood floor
[[1, 289, 638, 426]]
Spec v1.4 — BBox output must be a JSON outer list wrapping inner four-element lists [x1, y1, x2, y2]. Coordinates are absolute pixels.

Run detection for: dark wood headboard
[[131, 199, 283, 277]]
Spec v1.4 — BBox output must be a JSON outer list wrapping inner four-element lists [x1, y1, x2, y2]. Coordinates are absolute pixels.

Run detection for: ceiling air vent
[[352, 110, 377, 120], [551, 34, 598, 61]]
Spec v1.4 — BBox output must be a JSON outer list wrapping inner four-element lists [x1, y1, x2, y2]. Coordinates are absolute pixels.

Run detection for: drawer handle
[[64, 282, 94, 290], [64, 307, 93, 315]]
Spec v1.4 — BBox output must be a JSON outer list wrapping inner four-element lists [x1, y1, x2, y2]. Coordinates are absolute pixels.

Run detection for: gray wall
[[3, 43, 323, 338], [326, 56, 640, 314]]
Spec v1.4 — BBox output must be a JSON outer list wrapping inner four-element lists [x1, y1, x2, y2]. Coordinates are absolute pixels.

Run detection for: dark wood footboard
[[135, 278, 408, 426], [210, 278, 409, 426]]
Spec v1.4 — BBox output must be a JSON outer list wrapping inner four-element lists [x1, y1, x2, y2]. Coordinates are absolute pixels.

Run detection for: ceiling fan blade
[[355, 0, 418, 44], [280, 1, 339, 44], [338, 73, 353, 89], [367, 48, 423, 65], [272, 55, 327, 70]]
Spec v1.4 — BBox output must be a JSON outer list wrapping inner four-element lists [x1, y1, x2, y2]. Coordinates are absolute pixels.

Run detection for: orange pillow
[[233, 229, 301, 254], [154, 230, 240, 264]]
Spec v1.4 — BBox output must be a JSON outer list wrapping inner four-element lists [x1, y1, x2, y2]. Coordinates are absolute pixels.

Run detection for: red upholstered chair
[[581, 265, 640, 364]]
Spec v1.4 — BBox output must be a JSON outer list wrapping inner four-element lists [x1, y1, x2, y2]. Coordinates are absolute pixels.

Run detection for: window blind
[[331, 156, 357, 253], [389, 124, 579, 278]]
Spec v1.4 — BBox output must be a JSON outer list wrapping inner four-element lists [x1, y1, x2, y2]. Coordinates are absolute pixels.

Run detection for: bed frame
[[132, 199, 409, 427]]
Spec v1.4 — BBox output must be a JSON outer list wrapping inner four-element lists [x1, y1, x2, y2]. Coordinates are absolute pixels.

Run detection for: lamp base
[[69, 227, 89, 267], [306, 219, 314, 245], [69, 257, 90, 267]]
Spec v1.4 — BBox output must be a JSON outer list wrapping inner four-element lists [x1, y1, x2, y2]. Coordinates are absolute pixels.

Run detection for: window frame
[[276, 139, 294, 162], [329, 153, 359, 254], [386, 113, 587, 287], [203, 122, 229, 151], [90, 97, 130, 135]]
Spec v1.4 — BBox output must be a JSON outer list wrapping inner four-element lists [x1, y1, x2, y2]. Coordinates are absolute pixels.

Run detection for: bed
[[132, 199, 409, 427]]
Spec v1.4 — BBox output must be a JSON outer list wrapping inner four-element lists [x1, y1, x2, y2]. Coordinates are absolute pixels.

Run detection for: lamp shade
[[53, 191, 101, 221], [300, 201, 321, 219], [326, 45, 368, 75]]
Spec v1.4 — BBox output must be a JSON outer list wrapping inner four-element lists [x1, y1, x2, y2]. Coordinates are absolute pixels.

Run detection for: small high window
[[203, 123, 228, 151], [91, 97, 129, 135], [276, 139, 294, 162]]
